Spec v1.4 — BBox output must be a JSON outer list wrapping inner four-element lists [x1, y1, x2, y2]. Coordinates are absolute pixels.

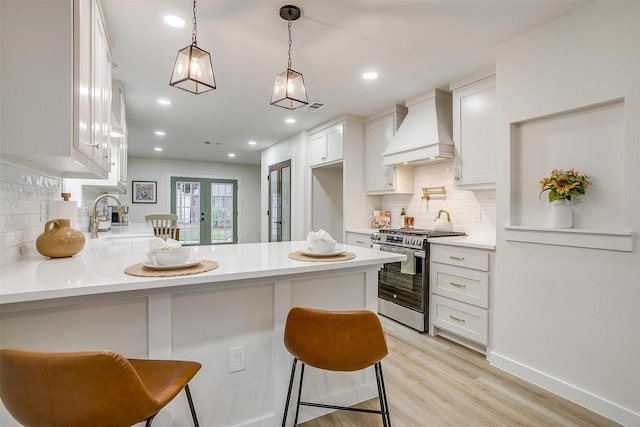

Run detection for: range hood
[[382, 88, 454, 166]]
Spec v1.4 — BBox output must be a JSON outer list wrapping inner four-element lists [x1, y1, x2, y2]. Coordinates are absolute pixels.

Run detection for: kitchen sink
[[99, 233, 153, 241]]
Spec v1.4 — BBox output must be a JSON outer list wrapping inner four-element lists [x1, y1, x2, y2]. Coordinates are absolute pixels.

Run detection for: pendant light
[[169, 0, 216, 94], [270, 5, 308, 110]]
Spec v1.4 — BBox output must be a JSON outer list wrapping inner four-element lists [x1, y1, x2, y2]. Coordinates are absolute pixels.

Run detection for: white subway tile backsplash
[[0, 159, 63, 267], [381, 160, 496, 237]]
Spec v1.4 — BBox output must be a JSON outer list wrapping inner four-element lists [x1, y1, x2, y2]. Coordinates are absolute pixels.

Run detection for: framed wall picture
[[132, 181, 157, 204]]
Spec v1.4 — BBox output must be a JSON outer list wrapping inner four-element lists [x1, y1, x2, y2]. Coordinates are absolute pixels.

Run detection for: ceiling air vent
[[302, 102, 326, 112]]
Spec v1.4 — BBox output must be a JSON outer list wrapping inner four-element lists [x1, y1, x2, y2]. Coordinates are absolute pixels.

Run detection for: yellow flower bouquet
[[539, 169, 591, 202]]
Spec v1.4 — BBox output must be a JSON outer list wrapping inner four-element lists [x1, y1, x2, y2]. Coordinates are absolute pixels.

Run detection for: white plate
[[299, 249, 345, 258], [142, 260, 201, 270]]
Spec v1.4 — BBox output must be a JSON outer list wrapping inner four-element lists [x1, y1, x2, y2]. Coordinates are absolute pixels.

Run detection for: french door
[[268, 160, 291, 242], [171, 177, 238, 245]]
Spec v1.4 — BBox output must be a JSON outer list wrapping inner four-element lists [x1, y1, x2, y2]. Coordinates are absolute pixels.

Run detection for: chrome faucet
[[90, 195, 124, 239]]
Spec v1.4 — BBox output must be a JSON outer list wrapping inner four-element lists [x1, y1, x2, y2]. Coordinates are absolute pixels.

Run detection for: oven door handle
[[374, 244, 426, 259]]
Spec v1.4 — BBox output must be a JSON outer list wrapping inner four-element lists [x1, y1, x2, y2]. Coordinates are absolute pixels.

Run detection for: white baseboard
[[489, 351, 640, 427]]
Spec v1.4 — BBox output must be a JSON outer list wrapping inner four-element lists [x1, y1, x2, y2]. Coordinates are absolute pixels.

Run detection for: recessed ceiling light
[[285, 118, 296, 124], [155, 130, 166, 136], [362, 71, 378, 80], [157, 99, 171, 105], [248, 140, 257, 145], [154, 147, 163, 152], [164, 15, 185, 28], [228, 153, 236, 158]]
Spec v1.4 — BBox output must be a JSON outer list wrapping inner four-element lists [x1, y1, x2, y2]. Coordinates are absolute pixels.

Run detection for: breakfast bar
[[0, 238, 404, 427]]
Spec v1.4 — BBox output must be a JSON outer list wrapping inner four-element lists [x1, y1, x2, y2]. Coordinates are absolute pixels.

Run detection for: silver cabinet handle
[[449, 256, 465, 261], [355, 240, 364, 244], [449, 315, 465, 323], [450, 282, 466, 288]]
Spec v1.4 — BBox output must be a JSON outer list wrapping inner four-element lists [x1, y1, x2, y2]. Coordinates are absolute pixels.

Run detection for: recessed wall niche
[[510, 99, 625, 230]]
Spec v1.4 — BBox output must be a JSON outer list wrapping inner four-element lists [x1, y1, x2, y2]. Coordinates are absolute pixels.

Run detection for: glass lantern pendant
[[270, 5, 308, 110], [170, 0, 216, 94]]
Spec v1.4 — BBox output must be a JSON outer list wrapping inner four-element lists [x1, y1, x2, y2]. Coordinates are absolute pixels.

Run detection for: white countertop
[[428, 235, 496, 250], [0, 234, 404, 305], [345, 228, 378, 235]]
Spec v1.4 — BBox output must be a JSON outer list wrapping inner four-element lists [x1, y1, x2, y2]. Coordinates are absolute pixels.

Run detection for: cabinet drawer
[[431, 263, 489, 308], [431, 295, 488, 345], [430, 245, 489, 271], [346, 232, 371, 248]]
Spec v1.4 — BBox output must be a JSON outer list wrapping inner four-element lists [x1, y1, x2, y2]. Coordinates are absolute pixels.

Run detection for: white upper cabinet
[[451, 74, 497, 189], [0, 0, 112, 178], [365, 105, 414, 195], [114, 82, 128, 188], [309, 123, 344, 167], [91, 0, 112, 173], [70, 80, 128, 193], [308, 115, 369, 240]]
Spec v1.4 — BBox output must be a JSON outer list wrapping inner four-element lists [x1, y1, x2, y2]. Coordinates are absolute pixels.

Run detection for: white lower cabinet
[[429, 243, 493, 354], [345, 231, 372, 248]]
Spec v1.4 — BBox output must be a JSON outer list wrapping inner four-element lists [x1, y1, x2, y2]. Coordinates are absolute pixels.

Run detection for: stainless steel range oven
[[372, 228, 466, 332]]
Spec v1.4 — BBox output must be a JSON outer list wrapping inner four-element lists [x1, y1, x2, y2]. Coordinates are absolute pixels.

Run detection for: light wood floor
[[300, 316, 620, 427]]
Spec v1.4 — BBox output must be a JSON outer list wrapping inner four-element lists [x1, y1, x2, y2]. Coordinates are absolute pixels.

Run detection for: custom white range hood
[[382, 88, 454, 166]]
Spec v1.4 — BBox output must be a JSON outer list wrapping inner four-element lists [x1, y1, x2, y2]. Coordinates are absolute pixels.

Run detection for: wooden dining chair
[[0, 348, 201, 427], [145, 213, 179, 240], [282, 307, 391, 426]]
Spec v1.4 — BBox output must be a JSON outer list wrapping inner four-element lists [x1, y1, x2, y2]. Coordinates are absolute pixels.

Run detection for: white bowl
[[152, 247, 191, 265], [309, 240, 336, 254]]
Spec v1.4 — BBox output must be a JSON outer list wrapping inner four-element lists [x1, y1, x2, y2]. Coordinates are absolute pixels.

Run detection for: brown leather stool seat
[[282, 307, 391, 426], [0, 348, 201, 427]]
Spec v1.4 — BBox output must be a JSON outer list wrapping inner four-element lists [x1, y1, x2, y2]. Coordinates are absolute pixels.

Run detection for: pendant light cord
[[192, 0, 198, 46], [287, 10, 293, 69]]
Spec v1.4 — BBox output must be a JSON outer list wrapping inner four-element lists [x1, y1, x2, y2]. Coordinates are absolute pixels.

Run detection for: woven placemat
[[124, 260, 219, 277], [288, 251, 356, 262]]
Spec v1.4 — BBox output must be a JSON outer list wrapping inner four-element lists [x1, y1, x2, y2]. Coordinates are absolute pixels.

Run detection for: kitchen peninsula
[[0, 238, 404, 427]]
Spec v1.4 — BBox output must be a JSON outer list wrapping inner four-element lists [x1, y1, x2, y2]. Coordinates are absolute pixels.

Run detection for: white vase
[[550, 199, 572, 228]]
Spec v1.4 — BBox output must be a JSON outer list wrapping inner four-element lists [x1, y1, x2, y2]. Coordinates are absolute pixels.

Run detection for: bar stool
[[0, 348, 201, 427], [282, 307, 391, 426]]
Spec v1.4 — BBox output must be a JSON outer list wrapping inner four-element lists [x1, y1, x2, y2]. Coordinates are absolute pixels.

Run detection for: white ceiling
[[101, 0, 587, 165]]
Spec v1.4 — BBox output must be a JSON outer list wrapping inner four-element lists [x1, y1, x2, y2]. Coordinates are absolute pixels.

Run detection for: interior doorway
[[268, 160, 291, 242], [171, 176, 238, 245]]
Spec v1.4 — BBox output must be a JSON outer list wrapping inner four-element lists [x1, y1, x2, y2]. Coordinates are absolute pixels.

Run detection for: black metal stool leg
[[374, 363, 388, 427], [184, 384, 199, 427], [375, 362, 391, 427], [293, 363, 306, 426], [282, 358, 298, 427], [145, 414, 156, 427]]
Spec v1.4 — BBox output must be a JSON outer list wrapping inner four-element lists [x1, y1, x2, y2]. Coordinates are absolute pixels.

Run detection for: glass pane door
[[174, 179, 201, 244], [270, 168, 280, 241], [210, 181, 236, 243], [172, 177, 237, 245], [281, 164, 291, 241], [268, 160, 291, 242]]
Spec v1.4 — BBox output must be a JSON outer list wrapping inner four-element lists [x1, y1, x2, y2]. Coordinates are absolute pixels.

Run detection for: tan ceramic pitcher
[[36, 219, 85, 258]]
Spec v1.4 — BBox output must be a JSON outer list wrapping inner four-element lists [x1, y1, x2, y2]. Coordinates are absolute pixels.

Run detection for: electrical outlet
[[229, 345, 245, 373]]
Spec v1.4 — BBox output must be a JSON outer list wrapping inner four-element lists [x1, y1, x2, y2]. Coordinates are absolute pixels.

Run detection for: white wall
[[494, 3, 640, 425], [127, 157, 261, 243], [260, 131, 309, 242]]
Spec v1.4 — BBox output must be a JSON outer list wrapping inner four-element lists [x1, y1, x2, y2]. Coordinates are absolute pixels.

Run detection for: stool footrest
[[300, 401, 383, 415]]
